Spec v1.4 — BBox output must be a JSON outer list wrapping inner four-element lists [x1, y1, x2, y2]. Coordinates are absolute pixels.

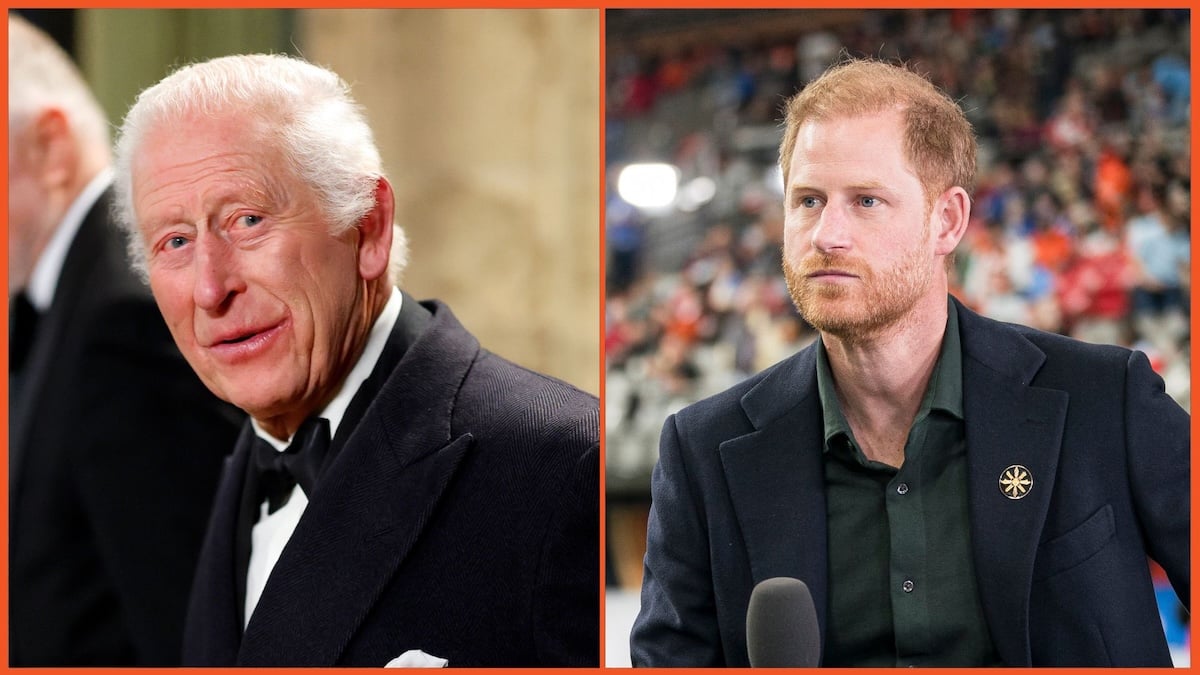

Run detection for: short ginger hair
[[779, 58, 977, 209]]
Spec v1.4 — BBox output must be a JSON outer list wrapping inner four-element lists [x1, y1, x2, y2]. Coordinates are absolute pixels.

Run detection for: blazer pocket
[[1033, 503, 1115, 581]]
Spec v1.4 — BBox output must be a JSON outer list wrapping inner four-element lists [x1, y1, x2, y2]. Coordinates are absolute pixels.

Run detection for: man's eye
[[241, 215, 263, 226], [166, 236, 189, 250], [800, 196, 820, 208], [860, 196, 879, 207]]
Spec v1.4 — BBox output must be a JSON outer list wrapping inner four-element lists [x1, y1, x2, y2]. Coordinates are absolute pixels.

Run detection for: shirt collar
[[26, 168, 114, 311], [816, 297, 964, 452], [815, 338, 853, 449], [253, 286, 404, 450], [926, 299, 963, 419]]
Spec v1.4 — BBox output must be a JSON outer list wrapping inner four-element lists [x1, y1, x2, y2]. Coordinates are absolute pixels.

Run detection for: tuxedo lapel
[[956, 301, 1067, 667], [184, 424, 256, 664], [237, 299, 480, 666], [717, 346, 830, 640]]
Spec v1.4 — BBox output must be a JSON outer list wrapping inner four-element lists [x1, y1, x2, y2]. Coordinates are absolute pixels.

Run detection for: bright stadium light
[[617, 163, 679, 210], [677, 176, 717, 212]]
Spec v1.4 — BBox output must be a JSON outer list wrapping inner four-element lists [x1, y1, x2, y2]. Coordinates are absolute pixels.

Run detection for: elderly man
[[631, 58, 1188, 667], [111, 53, 599, 666], [8, 14, 242, 665]]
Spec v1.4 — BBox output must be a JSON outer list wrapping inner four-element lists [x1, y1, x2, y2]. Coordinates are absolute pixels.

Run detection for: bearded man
[[630, 58, 1188, 668]]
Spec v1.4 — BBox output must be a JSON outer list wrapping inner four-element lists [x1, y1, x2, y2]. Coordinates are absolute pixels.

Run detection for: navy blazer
[[183, 297, 600, 666], [631, 296, 1189, 667]]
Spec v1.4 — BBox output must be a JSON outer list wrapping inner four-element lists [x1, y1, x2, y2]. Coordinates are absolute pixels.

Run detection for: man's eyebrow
[[788, 184, 817, 194], [787, 181, 897, 194], [844, 181, 895, 193], [142, 179, 286, 227], [139, 207, 191, 233]]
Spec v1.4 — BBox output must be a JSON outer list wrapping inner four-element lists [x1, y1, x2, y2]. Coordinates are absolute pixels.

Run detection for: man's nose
[[193, 235, 243, 311], [810, 203, 853, 253]]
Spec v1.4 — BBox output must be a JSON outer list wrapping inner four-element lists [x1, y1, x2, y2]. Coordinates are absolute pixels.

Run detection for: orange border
[[1191, 6, 1198, 668], [1, 8, 9, 671], [598, 6, 610, 669]]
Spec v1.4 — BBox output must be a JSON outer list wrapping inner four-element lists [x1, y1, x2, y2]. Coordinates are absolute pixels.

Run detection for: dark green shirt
[[817, 301, 1000, 667]]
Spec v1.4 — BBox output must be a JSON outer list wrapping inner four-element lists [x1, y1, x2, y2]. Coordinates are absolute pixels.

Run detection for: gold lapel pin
[[999, 465, 1033, 499]]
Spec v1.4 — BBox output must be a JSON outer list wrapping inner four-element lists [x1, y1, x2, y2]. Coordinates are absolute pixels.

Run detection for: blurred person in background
[[1125, 182, 1190, 358], [631, 57, 1188, 667], [7, 13, 243, 665], [111, 53, 599, 667]]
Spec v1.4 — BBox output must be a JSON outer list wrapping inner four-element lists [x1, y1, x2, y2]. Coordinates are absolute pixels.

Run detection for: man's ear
[[357, 177, 395, 281], [18, 108, 77, 189], [932, 186, 971, 257]]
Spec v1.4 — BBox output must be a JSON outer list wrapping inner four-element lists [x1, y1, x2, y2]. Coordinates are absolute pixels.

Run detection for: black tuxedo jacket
[[631, 296, 1189, 667], [9, 189, 244, 665], [183, 296, 600, 666]]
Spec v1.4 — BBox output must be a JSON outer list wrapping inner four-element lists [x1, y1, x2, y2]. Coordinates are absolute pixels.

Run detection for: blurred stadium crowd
[[605, 9, 1191, 490]]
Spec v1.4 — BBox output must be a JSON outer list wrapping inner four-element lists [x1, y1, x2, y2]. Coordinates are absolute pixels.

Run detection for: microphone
[[746, 577, 821, 667]]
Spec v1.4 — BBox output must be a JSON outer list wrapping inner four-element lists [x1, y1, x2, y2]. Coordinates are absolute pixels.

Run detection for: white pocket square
[[385, 649, 449, 668]]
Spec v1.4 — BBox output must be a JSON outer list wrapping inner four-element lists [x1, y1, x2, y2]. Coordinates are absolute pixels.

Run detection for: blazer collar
[[718, 343, 831, 652], [955, 297, 1067, 667], [183, 425, 256, 665]]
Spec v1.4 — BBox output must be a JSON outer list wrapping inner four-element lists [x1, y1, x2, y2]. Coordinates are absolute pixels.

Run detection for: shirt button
[[902, 580, 914, 593], [896, 483, 909, 495]]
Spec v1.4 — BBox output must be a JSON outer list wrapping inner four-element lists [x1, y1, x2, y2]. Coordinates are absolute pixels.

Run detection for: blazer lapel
[[718, 346, 830, 644], [237, 300, 480, 666], [957, 301, 1067, 667], [184, 424, 256, 664]]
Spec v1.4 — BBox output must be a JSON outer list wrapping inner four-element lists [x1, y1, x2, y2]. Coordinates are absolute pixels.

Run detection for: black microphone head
[[746, 576, 821, 667]]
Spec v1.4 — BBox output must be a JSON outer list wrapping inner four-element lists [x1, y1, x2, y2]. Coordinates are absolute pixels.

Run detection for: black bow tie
[[253, 417, 331, 514]]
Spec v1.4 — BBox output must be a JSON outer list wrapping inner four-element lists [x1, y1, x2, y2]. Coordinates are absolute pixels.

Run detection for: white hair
[[111, 53, 408, 283], [8, 13, 110, 153]]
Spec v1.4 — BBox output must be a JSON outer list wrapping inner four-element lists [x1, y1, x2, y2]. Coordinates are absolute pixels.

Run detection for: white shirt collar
[[252, 286, 404, 450], [26, 168, 114, 311]]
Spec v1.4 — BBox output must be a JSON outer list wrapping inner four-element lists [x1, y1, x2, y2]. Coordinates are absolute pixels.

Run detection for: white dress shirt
[[25, 168, 113, 310], [243, 287, 403, 626]]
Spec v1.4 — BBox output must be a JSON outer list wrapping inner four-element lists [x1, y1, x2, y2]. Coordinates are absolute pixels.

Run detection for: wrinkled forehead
[[131, 107, 281, 183], [144, 102, 273, 150], [130, 114, 296, 217]]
